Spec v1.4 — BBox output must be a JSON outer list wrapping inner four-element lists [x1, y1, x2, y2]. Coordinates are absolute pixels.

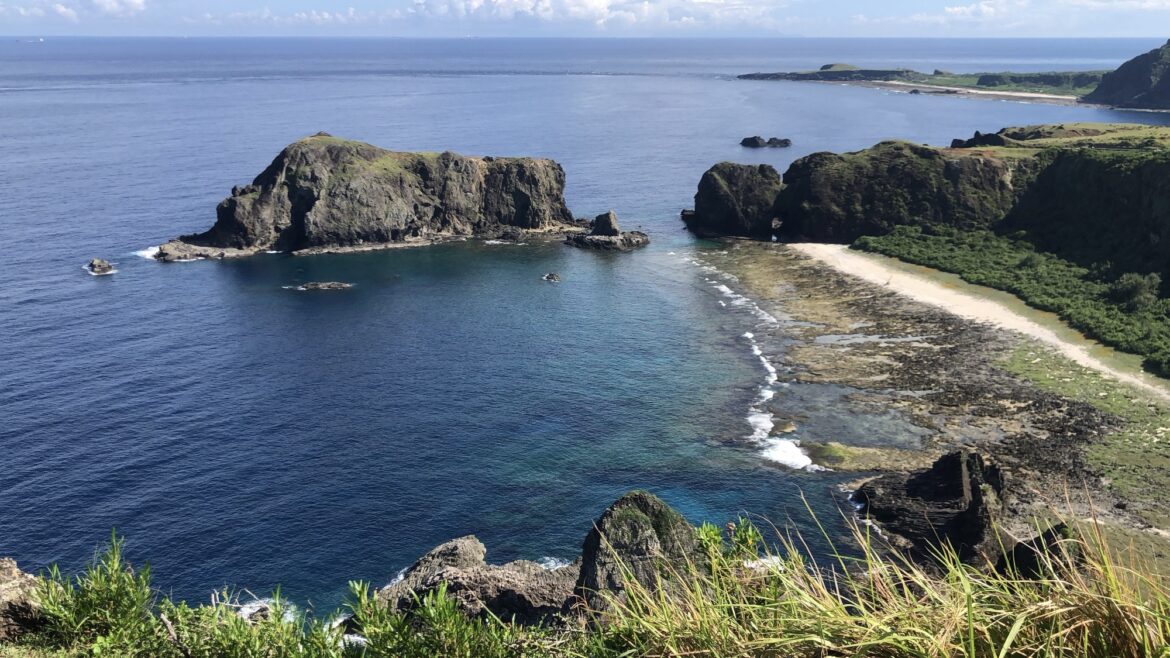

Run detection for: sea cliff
[[154, 133, 576, 260]]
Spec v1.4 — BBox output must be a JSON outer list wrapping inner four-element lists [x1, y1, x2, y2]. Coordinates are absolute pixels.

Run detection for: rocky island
[[152, 133, 578, 261], [564, 210, 649, 251]]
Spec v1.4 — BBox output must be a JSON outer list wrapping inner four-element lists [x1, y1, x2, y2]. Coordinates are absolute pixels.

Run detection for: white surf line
[[790, 243, 1170, 403]]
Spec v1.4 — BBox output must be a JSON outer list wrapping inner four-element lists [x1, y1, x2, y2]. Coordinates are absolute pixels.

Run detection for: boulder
[[299, 282, 353, 290], [767, 137, 792, 148], [564, 211, 650, 251], [995, 523, 1079, 579], [156, 133, 575, 259], [574, 491, 697, 614], [377, 536, 578, 626], [86, 258, 114, 275], [740, 136, 768, 148], [0, 558, 40, 642], [852, 450, 1005, 564], [682, 162, 783, 239]]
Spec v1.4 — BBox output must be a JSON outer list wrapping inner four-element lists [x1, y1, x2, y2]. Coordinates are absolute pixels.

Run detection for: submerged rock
[[543, 273, 561, 282], [0, 559, 40, 642], [377, 536, 579, 626], [574, 491, 698, 614], [299, 281, 353, 290], [86, 258, 114, 275], [564, 211, 649, 251], [155, 133, 575, 259], [852, 450, 1006, 564]]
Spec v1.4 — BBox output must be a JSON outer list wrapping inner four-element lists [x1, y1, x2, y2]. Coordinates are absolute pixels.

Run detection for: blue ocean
[[2, 37, 1168, 612]]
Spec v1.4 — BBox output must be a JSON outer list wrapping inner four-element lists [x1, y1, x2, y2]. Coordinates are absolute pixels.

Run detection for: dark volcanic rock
[[574, 491, 697, 614], [995, 523, 1079, 579], [774, 141, 1021, 243], [853, 451, 1006, 564], [740, 136, 792, 148], [1084, 39, 1170, 109], [565, 211, 649, 251], [377, 536, 578, 626], [682, 162, 783, 239], [0, 558, 41, 642], [299, 281, 352, 290], [161, 133, 575, 257]]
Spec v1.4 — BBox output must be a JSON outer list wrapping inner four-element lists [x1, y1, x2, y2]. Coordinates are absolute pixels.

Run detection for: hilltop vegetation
[[738, 65, 1105, 96]]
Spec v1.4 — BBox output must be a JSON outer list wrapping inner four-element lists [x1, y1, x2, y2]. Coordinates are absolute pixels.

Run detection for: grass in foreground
[[8, 517, 1170, 657]]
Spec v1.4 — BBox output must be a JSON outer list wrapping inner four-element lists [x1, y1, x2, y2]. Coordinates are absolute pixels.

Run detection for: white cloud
[[90, 0, 145, 15], [51, 2, 77, 20]]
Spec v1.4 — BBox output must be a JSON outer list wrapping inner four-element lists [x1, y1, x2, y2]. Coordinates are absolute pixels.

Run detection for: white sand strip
[[790, 243, 1170, 402]]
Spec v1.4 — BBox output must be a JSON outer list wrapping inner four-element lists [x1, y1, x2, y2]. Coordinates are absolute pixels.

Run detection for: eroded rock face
[[774, 141, 1021, 243], [1, 558, 41, 642], [87, 258, 114, 275], [160, 133, 575, 258], [681, 163, 784, 239], [574, 491, 697, 613], [377, 536, 578, 626], [853, 451, 1006, 564], [1084, 39, 1170, 110], [564, 211, 649, 251]]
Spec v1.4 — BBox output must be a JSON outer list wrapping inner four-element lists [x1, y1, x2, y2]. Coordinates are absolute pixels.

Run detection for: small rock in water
[[740, 136, 792, 148], [543, 273, 561, 282], [300, 281, 353, 290], [86, 258, 114, 275]]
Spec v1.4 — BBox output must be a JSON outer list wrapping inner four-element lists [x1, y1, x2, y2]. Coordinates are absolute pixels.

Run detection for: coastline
[[790, 242, 1170, 403]]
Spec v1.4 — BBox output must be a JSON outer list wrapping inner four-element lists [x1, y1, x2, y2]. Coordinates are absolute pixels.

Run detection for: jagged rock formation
[[680, 163, 783, 239], [853, 451, 1006, 564], [1084, 39, 1170, 110], [377, 536, 579, 626], [0, 559, 40, 642], [564, 211, 649, 251], [574, 491, 698, 613], [377, 491, 698, 625], [155, 133, 575, 260]]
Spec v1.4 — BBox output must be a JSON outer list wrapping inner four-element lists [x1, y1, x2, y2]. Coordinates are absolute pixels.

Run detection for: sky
[[0, 0, 1168, 37]]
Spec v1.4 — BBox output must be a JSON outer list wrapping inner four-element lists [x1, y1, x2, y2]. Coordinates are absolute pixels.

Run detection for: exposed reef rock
[[86, 258, 114, 275], [681, 163, 783, 239], [155, 133, 575, 259], [1084, 39, 1170, 110], [299, 281, 352, 290], [574, 491, 698, 613], [740, 136, 792, 148], [853, 451, 1006, 564], [0, 559, 40, 642], [564, 211, 649, 251], [377, 536, 579, 626]]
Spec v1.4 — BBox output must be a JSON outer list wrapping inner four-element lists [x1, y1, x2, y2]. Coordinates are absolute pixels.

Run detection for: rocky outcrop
[[377, 536, 578, 626], [86, 258, 114, 275], [774, 141, 1022, 243], [740, 136, 792, 148], [564, 211, 649, 251], [739, 67, 921, 83], [574, 491, 698, 613], [155, 133, 575, 259], [1084, 39, 1170, 110], [852, 451, 1006, 564], [1, 559, 40, 642], [681, 163, 783, 239], [995, 523, 1079, 579], [299, 282, 352, 290]]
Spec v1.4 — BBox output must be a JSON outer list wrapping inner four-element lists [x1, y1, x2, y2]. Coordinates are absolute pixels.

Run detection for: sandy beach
[[790, 243, 1170, 402]]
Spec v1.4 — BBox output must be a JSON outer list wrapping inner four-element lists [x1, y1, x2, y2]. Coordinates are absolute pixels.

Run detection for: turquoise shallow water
[[2, 37, 1169, 612]]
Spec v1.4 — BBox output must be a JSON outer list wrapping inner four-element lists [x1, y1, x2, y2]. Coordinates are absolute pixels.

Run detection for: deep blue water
[[2, 37, 1169, 613]]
